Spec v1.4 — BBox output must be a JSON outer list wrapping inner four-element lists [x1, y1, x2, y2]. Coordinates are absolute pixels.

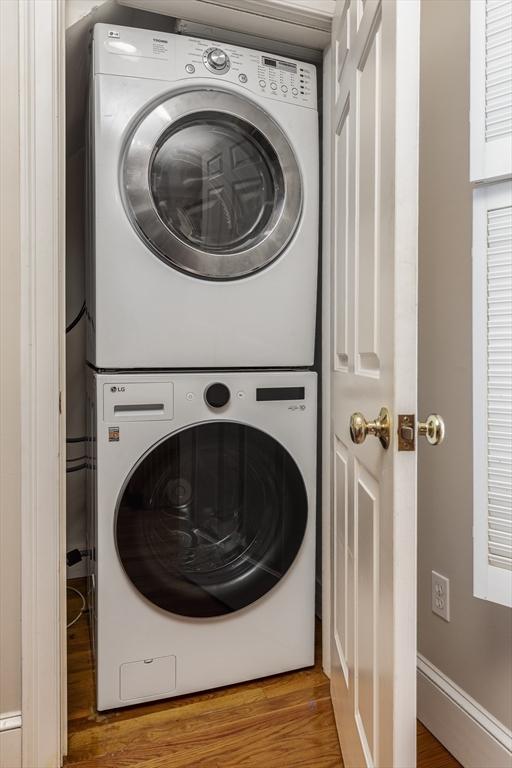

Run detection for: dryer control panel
[[177, 35, 316, 109], [93, 25, 317, 110]]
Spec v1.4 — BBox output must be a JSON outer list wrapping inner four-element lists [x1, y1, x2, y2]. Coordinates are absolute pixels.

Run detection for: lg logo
[[110, 386, 126, 393]]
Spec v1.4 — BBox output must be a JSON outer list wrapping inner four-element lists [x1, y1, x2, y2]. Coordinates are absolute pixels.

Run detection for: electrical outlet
[[431, 571, 450, 621]]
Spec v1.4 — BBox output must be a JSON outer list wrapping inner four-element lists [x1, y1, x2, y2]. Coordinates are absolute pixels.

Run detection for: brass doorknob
[[418, 414, 445, 445], [350, 407, 391, 449]]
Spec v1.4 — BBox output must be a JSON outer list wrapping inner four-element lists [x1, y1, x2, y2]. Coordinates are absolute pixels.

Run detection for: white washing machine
[[87, 370, 316, 710], [87, 24, 319, 370]]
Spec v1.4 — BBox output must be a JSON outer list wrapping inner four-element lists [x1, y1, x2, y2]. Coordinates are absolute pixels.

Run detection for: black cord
[[66, 302, 86, 334], [66, 436, 87, 443], [66, 463, 88, 473]]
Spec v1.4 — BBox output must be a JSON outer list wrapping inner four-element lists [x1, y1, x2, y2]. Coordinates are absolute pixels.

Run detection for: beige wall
[[418, 0, 512, 729], [0, 0, 22, 716]]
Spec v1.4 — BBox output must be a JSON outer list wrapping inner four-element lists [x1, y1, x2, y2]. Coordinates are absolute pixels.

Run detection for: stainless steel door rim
[[122, 89, 303, 280]]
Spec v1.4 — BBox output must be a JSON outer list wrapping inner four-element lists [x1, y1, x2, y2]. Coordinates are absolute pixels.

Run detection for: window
[[473, 181, 512, 607], [471, 0, 512, 607]]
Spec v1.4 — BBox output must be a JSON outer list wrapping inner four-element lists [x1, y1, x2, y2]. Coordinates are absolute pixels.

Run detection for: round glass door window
[[115, 422, 308, 618], [123, 91, 302, 280], [150, 115, 280, 254]]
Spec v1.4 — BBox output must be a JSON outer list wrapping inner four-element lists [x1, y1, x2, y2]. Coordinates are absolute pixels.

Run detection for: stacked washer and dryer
[[86, 23, 319, 711]]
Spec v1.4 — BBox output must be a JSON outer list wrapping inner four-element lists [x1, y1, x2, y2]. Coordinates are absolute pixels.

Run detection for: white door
[[329, 1, 421, 766]]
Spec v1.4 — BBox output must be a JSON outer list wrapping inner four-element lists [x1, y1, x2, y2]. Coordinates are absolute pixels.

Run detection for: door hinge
[[397, 414, 415, 451]]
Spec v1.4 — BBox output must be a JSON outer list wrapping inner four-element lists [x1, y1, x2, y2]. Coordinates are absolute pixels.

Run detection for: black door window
[[116, 422, 308, 618]]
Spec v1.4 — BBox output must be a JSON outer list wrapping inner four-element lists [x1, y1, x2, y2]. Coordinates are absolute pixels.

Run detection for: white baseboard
[[417, 654, 512, 768], [0, 713, 22, 768]]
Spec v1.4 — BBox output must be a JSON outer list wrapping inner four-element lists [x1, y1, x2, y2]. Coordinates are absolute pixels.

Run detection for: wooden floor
[[65, 580, 461, 768]]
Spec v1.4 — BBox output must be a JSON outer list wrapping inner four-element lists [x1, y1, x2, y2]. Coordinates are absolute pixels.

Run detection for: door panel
[[356, 18, 381, 374], [355, 463, 379, 762], [334, 438, 349, 683], [329, 1, 420, 766], [334, 110, 349, 369]]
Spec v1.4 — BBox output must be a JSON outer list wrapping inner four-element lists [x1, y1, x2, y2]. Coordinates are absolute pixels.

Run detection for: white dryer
[[87, 370, 316, 710], [87, 24, 319, 369]]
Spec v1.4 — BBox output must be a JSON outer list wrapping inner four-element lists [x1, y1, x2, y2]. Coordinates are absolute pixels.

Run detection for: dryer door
[[122, 90, 302, 279], [115, 422, 308, 617]]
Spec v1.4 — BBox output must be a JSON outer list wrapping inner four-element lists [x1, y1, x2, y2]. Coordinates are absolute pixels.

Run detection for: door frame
[[18, 1, 66, 766], [321, 42, 333, 676], [19, 1, 334, 767]]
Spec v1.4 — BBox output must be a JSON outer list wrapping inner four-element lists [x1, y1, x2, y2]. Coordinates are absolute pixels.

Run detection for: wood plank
[[65, 579, 460, 768]]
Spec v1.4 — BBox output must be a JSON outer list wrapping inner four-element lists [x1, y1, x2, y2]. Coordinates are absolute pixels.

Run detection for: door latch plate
[[398, 414, 415, 451]]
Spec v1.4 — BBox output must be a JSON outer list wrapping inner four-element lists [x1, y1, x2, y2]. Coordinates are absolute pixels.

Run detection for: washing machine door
[[115, 422, 308, 617], [122, 90, 302, 279]]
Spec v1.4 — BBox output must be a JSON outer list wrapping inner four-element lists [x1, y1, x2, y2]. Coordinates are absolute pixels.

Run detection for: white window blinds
[[473, 181, 512, 607], [470, 0, 512, 182]]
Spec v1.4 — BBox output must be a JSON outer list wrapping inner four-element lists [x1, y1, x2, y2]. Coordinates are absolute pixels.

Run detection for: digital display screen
[[262, 57, 297, 74], [256, 387, 305, 401], [278, 61, 297, 73]]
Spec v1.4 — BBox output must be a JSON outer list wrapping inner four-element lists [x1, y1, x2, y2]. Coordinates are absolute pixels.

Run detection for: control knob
[[207, 48, 229, 70], [205, 383, 230, 408]]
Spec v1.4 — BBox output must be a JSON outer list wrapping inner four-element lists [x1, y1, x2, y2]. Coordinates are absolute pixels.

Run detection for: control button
[[205, 383, 230, 409], [207, 48, 228, 70], [186, 392, 194, 401], [270, 82, 277, 90], [236, 391, 246, 399], [292, 87, 299, 95], [281, 85, 288, 93], [185, 63, 195, 74], [238, 73, 248, 83], [259, 79, 266, 87]]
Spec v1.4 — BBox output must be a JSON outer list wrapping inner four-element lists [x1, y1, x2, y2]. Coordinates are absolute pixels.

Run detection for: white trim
[[321, 43, 332, 679], [473, 180, 512, 609], [0, 714, 22, 733], [393, 2, 420, 766], [418, 654, 512, 768], [19, 1, 65, 767]]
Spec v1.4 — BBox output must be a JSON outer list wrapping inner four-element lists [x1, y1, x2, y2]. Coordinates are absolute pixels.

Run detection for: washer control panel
[[178, 36, 317, 109]]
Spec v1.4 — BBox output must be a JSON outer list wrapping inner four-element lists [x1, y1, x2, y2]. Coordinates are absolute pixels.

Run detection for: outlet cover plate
[[432, 570, 450, 621]]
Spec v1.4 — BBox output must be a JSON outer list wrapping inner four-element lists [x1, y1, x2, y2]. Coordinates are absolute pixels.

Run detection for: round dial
[[208, 48, 228, 69], [205, 383, 230, 408], [203, 47, 230, 74]]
